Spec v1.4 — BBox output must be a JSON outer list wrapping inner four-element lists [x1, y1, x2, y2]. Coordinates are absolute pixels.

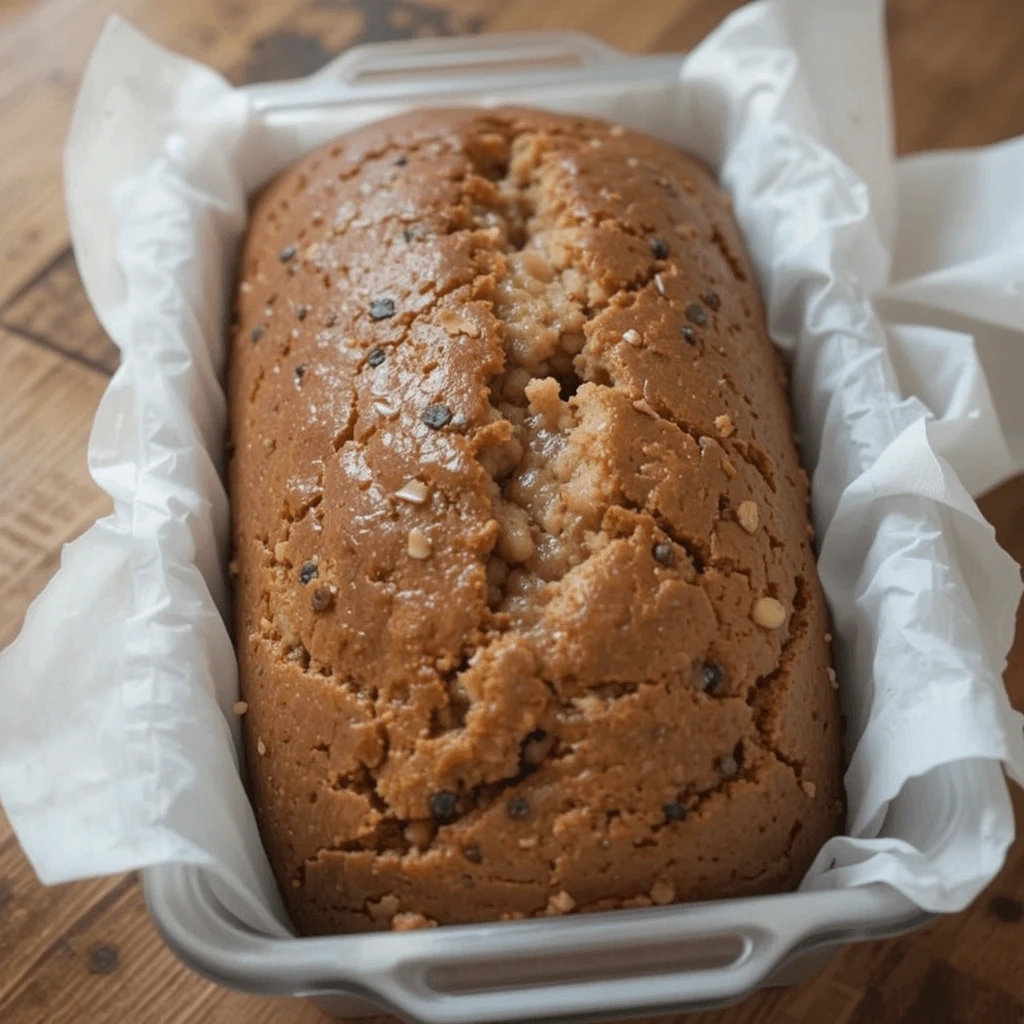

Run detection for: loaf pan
[[141, 29, 933, 1023]]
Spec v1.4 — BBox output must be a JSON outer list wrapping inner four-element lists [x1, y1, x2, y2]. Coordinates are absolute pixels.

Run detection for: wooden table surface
[[1, 0, 1023, 1021]]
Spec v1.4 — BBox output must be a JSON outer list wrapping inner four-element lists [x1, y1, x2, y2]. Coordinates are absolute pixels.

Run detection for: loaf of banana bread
[[228, 107, 842, 935]]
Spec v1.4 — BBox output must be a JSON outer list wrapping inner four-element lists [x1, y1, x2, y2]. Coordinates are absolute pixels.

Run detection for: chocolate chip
[[463, 845, 483, 864], [310, 587, 334, 613], [702, 290, 721, 310], [990, 896, 1023, 923], [652, 542, 674, 566], [250, 325, 264, 343], [279, 244, 297, 263], [681, 325, 697, 345], [702, 661, 724, 693], [296, 305, 309, 321], [429, 790, 458, 823], [88, 945, 119, 975], [506, 797, 530, 820], [394, 154, 409, 167], [422, 404, 453, 430], [369, 297, 396, 320], [685, 303, 708, 326], [663, 802, 687, 822], [403, 227, 416, 243], [367, 347, 386, 367], [294, 364, 306, 385], [299, 562, 318, 585], [649, 236, 669, 259]]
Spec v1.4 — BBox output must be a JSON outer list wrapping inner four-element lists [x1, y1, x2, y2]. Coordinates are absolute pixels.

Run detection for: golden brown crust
[[228, 107, 842, 935]]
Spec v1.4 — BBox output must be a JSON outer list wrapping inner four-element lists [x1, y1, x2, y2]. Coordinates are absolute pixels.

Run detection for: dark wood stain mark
[[318, 0, 490, 42], [848, 938, 913, 1024], [901, 961, 1024, 1024], [0, 248, 119, 376], [87, 945, 118, 975], [990, 895, 1024, 924], [240, 31, 335, 85], [239, 0, 490, 85], [0, 245, 73, 317], [0, 323, 112, 378], [851, 986, 887, 1024], [0, 878, 13, 915]]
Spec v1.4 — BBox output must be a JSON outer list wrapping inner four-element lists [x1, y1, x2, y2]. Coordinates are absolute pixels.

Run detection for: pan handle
[[245, 31, 680, 115], [313, 31, 628, 86], [366, 905, 815, 1024]]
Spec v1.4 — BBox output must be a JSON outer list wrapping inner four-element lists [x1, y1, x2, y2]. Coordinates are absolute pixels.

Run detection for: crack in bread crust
[[228, 108, 842, 935]]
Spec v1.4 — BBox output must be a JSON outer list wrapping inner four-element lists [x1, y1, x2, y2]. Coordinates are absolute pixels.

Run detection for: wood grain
[[0, 250, 117, 374], [0, 1, 1022, 1022], [0, 330, 111, 651]]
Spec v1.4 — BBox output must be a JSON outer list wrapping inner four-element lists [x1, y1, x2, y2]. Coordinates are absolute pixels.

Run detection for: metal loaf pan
[[145, 29, 932, 1023], [145, 864, 927, 1022]]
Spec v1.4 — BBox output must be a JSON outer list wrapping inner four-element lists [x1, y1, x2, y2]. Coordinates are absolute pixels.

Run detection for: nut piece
[[232, 700, 248, 716], [256, 738, 267, 756], [396, 479, 430, 504], [622, 895, 653, 909], [496, 503, 535, 564], [801, 780, 817, 799], [650, 879, 676, 905], [404, 821, 434, 848], [367, 894, 401, 922], [546, 890, 576, 915], [622, 328, 642, 345], [736, 500, 759, 533], [827, 667, 839, 690], [752, 596, 786, 630], [392, 911, 437, 932], [408, 528, 432, 559], [437, 308, 482, 336], [632, 399, 658, 419], [714, 413, 735, 438]]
